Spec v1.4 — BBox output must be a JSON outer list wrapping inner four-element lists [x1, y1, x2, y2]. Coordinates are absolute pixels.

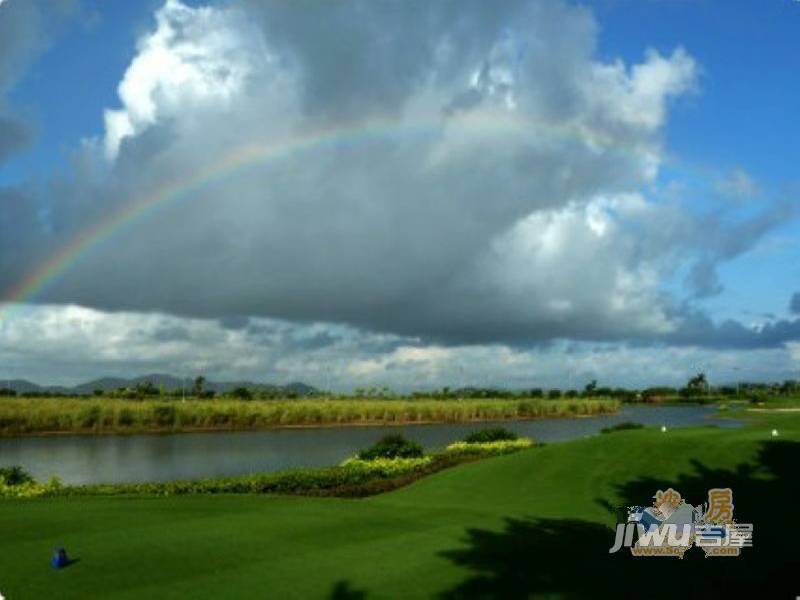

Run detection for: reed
[[0, 397, 620, 436]]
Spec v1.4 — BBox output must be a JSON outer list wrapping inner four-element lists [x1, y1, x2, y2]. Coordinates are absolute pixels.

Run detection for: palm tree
[[687, 372, 708, 393]]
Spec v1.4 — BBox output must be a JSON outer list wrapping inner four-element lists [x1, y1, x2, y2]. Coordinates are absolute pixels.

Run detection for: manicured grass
[[747, 395, 800, 409], [0, 397, 619, 436], [1, 414, 797, 598]]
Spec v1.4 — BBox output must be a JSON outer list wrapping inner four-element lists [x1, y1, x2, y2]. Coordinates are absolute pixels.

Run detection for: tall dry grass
[[0, 397, 620, 435]]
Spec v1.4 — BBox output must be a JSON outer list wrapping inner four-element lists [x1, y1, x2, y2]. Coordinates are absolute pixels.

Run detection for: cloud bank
[[1, 0, 798, 387]]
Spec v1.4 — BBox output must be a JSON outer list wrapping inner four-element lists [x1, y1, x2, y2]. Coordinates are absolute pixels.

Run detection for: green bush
[[600, 421, 644, 434], [445, 438, 533, 456], [357, 434, 423, 460], [340, 456, 432, 477], [0, 468, 63, 498], [464, 427, 518, 443], [0, 465, 33, 486]]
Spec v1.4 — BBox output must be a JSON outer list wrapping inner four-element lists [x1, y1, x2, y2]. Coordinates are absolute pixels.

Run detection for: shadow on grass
[[53, 557, 80, 570], [329, 580, 367, 600], [440, 440, 799, 599]]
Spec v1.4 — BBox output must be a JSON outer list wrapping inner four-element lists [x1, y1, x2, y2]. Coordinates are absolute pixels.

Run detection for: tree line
[[2, 372, 799, 401]]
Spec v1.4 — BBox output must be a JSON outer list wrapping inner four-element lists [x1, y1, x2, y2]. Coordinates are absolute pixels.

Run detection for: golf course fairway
[[2, 413, 797, 599]]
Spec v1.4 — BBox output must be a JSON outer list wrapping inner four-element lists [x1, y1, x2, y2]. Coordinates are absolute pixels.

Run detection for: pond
[[0, 404, 738, 485]]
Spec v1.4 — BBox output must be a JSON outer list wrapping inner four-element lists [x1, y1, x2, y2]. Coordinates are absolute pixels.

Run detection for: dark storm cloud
[[151, 325, 191, 342], [241, 0, 560, 122], [0, 0, 794, 353], [665, 311, 800, 350], [286, 331, 340, 351], [217, 315, 251, 331]]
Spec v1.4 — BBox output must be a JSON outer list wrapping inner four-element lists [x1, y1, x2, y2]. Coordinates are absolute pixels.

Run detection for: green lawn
[[2, 414, 797, 599]]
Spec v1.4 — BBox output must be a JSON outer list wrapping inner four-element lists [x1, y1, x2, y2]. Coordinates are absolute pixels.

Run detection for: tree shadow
[[440, 440, 799, 599], [329, 580, 367, 600]]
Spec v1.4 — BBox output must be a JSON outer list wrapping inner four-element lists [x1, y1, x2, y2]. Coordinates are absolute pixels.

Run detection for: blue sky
[[0, 0, 798, 388], [3, 1, 158, 180], [598, 0, 800, 324], [598, 0, 799, 177]]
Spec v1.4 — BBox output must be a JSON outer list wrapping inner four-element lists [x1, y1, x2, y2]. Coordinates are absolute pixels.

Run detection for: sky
[[0, 0, 798, 391]]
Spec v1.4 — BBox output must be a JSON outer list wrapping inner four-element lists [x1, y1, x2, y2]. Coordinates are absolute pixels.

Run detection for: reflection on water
[[0, 405, 738, 485]]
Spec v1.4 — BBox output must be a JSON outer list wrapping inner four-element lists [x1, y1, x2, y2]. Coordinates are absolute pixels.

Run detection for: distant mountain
[[284, 381, 318, 396], [0, 379, 53, 394], [1, 374, 318, 396], [71, 377, 139, 394]]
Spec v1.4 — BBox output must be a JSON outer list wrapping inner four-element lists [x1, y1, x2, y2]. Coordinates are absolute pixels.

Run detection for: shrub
[[340, 456, 432, 478], [0, 475, 62, 498], [0, 465, 33, 486], [357, 434, 423, 460], [600, 421, 644, 434], [464, 427, 518, 444], [445, 438, 533, 456]]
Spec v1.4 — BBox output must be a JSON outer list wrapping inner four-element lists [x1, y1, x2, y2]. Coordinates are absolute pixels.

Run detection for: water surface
[[0, 405, 738, 484]]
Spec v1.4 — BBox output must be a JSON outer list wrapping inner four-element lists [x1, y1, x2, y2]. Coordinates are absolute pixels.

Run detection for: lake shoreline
[[0, 410, 619, 439], [0, 405, 735, 486]]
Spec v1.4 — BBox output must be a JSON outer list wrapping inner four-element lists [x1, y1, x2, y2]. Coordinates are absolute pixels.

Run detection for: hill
[[0, 374, 318, 396]]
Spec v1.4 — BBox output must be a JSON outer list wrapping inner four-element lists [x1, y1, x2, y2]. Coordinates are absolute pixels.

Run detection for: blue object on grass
[[51, 547, 69, 569]]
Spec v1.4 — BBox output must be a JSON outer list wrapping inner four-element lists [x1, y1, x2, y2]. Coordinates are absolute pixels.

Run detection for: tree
[[135, 380, 158, 396], [230, 387, 252, 400], [193, 376, 206, 398], [687, 372, 709, 394]]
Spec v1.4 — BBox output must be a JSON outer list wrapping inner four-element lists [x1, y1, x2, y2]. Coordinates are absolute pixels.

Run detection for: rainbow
[[0, 111, 624, 323]]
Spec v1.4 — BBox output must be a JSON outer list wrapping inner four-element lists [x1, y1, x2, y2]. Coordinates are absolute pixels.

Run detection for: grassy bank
[[0, 397, 619, 436], [1, 412, 797, 598], [747, 395, 800, 409], [1, 439, 535, 499]]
